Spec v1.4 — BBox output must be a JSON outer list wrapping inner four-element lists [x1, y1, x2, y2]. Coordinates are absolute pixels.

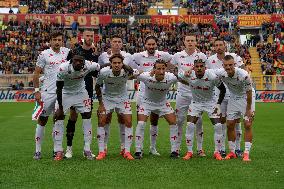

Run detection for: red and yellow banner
[[238, 15, 271, 27], [271, 14, 284, 23], [151, 15, 215, 25], [0, 14, 111, 27]]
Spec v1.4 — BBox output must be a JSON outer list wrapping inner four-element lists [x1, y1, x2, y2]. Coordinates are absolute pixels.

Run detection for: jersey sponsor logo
[[143, 62, 154, 67], [181, 63, 193, 67], [191, 85, 210, 91], [212, 60, 216, 64]]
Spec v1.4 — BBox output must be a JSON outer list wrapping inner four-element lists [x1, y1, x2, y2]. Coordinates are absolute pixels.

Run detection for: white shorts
[[103, 96, 132, 115], [188, 101, 219, 119], [138, 100, 174, 117], [62, 91, 91, 114], [40, 92, 57, 117], [175, 93, 192, 115], [227, 96, 256, 120], [220, 99, 228, 117]]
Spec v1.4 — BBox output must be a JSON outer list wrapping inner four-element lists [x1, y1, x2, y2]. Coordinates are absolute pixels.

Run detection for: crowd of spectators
[[18, 0, 284, 15], [257, 22, 284, 83]]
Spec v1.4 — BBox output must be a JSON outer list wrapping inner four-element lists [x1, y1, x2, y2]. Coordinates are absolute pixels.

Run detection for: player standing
[[54, 48, 100, 160], [33, 31, 69, 160], [132, 35, 172, 156], [134, 59, 179, 159], [215, 55, 254, 162], [95, 54, 138, 160], [97, 35, 134, 154], [179, 59, 226, 160], [64, 29, 99, 158], [171, 34, 207, 156], [206, 39, 245, 157]]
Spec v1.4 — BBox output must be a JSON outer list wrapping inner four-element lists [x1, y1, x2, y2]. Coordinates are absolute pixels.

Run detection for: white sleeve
[[137, 72, 149, 82], [232, 53, 244, 67], [132, 53, 140, 68], [57, 65, 67, 81], [124, 54, 138, 69], [171, 54, 178, 66], [89, 61, 100, 71], [98, 54, 104, 66], [243, 74, 252, 92], [36, 52, 46, 69], [169, 73, 178, 83], [96, 71, 105, 85], [163, 52, 172, 62]]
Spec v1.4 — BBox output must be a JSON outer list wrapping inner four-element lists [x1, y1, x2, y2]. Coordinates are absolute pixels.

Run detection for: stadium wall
[[0, 89, 283, 103]]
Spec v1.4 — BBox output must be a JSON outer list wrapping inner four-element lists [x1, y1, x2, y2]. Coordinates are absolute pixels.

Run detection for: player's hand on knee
[[213, 104, 221, 117], [55, 109, 64, 121], [244, 109, 253, 122], [97, 105, 106, 116], [34, 92, 42, 103]]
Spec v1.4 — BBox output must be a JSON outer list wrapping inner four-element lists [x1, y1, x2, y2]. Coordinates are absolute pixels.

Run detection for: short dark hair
[[109, 53, 124, 62], [67, 47, 85, 61], [111, 34, 122, 40], [145, 35, 158, 44], [194, 59, 205, 65], [224, 55, 234, 61], [154, 59, 167, 68], [50, 31, 63, 40], [214, 38, 225, 44], [183, 33, 196, 39]]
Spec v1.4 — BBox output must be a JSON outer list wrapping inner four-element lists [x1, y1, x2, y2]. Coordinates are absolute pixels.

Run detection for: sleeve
[[137, 72, 149, 83], [124, 54, 138, 69], [96, 70, 105, 86], [233, 53, 244, 67], [201, 53, 208, 62], [170, 73, 178, 83], [57, 66, 67, 81], [36, 52, 46, 68], [243, 74, 252, 92], [132, 53, 140, 68], [163, 52, 172, 62], [98, 54, 105, 66], [171, 54, 178, 66], [89, 61, 100, 71]]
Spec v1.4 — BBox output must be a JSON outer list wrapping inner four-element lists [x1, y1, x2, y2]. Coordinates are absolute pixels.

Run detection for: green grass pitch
[[0, 102, 283, 189]]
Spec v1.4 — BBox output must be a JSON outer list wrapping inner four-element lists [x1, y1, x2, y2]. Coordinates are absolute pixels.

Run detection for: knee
[[243, 122, 252, 130], [38, 116, 48, 126]]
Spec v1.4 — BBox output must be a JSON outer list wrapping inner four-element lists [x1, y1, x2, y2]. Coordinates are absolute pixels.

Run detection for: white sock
[[104, 123, 110, 149], [228, 141, 236, 153], [185, 122, 195, 152], [176, 111, 186, 151], [170, 125, 178, 152], [35, 124, 45, 152], [196, 118, 203, 151], [124, 127, 133, 153], [97, 127, 105, 153], [244, 142, 252, 153], [53, 120, 64, 152], [221, 123, 227, 151], [214, 123, 223, 153], [135, 121, 145, 152], [177, 125, 183, 151], [119, 124, 125, 150], [82, 119, 92, 152], [150, 125, 158, 149], [235, 122, 242, 151]]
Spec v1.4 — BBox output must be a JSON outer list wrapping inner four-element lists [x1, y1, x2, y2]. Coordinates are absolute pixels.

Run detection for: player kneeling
[[179, 59, 226, 160], [134, 59, 180, 159], [54, 48, 100, 161], [95, 54, 139, 160]]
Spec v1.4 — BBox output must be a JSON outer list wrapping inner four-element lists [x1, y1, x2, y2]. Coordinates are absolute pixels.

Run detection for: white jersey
[[215, 68, 252, 99], [180, 69, 221, 102], [206, 52, 244, 99], [57, 61, 100, 94], [206, 52, 244, 69], [172, 50, 207, 96], [98, 50, 134, 67], [96, 67, 139, 100], [133, 50, 172, 95], [36, 47, 70, 93], [137, 72, 177, 105]]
